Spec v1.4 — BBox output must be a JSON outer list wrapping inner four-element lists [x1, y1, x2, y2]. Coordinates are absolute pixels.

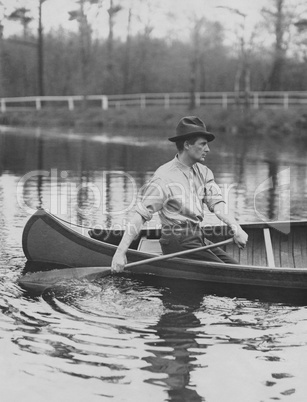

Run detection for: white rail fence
[[1, 92, 307, 112]]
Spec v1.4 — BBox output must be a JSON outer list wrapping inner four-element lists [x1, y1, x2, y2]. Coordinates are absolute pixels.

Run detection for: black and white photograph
[[1, 0, 307, 401]]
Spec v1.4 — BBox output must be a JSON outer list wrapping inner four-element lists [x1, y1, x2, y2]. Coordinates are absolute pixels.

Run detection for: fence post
[[1, 99, 6, 113], [253, 92, 259, 109], [284, 93, 289, 109], [36, 98, 42, 111], [195, 93, 200, 107], [68, 98, 74, 111], [222, 93, 228, 109], [164, 94, 170, 109], [140, 94, 146, 109], [101, 96, 108, 110]]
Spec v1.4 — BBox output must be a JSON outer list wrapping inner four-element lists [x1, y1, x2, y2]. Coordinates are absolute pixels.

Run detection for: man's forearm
[[116, 212, 145, 253], [213, 202, 248, 248], [213, 203, 241, 233]]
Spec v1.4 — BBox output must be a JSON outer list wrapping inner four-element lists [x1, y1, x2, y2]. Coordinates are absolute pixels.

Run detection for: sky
[[0, 0, 277, 42]]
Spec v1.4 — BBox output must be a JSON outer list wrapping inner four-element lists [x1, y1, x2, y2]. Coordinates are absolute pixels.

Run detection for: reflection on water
[[1, 126, 307, 401], [1, 127, 307, 233], [142, 280, 205, 402], [2, 276, 307, 401]]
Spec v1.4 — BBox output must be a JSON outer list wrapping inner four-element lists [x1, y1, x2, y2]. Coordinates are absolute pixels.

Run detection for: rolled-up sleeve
[[203, 170, 225, 212], [135, 177, 166, 221]]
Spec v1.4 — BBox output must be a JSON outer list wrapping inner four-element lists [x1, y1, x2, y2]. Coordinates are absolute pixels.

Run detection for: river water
[[1, 125, 307, 402]]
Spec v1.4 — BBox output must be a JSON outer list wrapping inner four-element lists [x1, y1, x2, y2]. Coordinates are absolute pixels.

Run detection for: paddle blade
[[18, 266, 112, 294]]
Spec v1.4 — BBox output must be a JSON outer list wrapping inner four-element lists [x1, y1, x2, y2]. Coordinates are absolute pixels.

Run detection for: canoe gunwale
[[23, 210, 307, 274], [20, 209, 307, 293]]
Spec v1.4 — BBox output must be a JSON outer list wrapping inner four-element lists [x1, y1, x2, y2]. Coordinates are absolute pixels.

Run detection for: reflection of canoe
[[20, 209, 307, 298]]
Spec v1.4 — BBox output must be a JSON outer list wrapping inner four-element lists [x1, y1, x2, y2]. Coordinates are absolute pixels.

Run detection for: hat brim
[[168, 131, 215, 143]]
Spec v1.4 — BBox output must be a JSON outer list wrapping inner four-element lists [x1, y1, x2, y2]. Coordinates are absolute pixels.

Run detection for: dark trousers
[[159, 226, 239, 264]]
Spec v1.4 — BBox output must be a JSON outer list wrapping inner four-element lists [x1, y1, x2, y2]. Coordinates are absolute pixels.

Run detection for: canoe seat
[[138, 237, 162, 255]]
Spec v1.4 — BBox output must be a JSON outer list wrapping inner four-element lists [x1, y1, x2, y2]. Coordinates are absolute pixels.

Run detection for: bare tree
[[10, 0, 48, 96], [8, 7, 32, 38], [132, 0, 155, 93], [261, 0, 296, 90], [216, 6, 253, 108], [189, 17, 204, 110], [38, 0, 46, 96], [263, 0, 286, 90], [69, 0, 93, 99], [0, 13, 3, 97], [293, 17, 307, 60], [0, 1, 5, 97], [106, 0, 122, 93], [122, 3, 132, 94]]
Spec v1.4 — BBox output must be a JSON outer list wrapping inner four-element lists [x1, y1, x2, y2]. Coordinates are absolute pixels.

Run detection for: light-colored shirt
[[136, 156, 225, 226]]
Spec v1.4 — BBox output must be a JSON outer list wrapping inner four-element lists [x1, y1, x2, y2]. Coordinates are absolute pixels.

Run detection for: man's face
[[187, 137, 210, 163]]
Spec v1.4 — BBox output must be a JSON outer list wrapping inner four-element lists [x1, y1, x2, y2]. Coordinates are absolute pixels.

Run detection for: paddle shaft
[[124, 237, 234, 269], [19, 238, 234, 294]]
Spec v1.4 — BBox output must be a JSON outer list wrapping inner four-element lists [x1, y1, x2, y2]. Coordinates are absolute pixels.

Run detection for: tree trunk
[[38, 0, 44, 96], [79, 0, 91, 107], [122, 6, 132, 94], [106, 0, 115, 93], [199, 54, 206, 92], [267, 0, 285, 90], [0, 24, 4, 97], [189, 18, 203, 110], [189, 61, 196, 110]]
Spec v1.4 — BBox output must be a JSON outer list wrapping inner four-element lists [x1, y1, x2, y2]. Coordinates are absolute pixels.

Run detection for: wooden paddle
[[18, 238, 233, 294]]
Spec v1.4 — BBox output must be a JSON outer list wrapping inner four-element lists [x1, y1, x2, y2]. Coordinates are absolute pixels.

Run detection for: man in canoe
[[111, 116, 248, 272]]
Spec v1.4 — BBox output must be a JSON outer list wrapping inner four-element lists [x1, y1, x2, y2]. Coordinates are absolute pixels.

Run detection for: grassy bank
[[0, 106, 307, 137]]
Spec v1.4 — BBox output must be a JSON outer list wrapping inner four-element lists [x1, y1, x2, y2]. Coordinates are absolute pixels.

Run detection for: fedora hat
[[168, 116, 215, 142]]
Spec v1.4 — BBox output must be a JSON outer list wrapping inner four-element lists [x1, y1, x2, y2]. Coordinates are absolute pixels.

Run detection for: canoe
[[19, 209, 307, 300]]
